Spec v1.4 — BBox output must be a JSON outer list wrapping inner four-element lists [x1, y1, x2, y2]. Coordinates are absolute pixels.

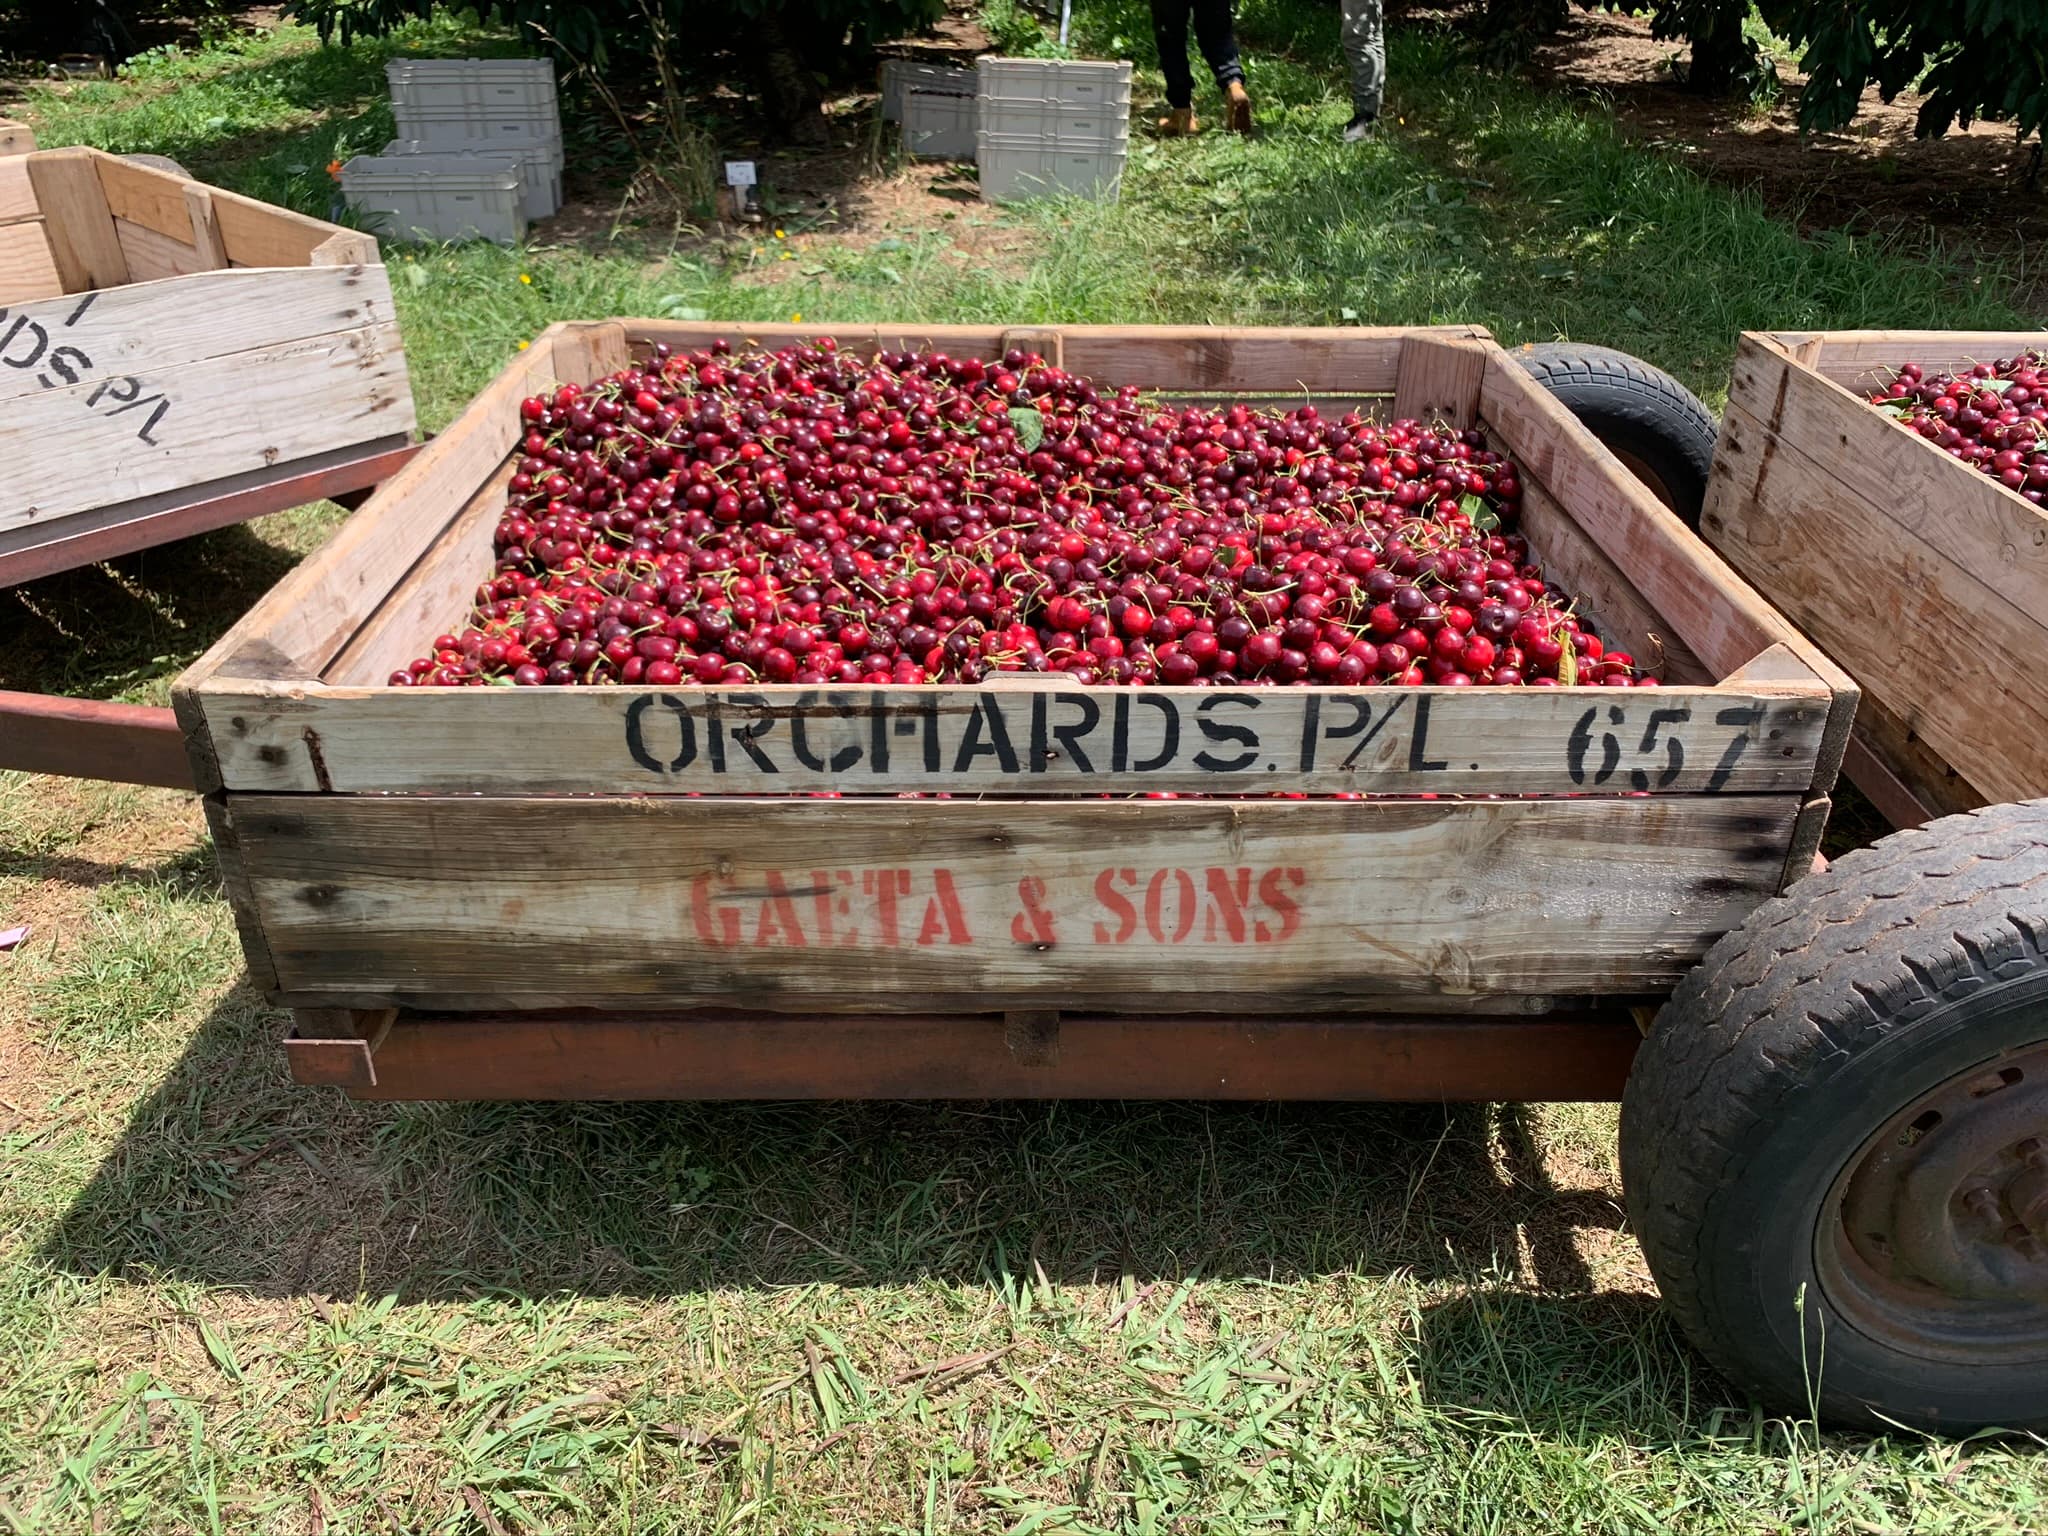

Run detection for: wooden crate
[[176, 322, 1854, 1097], [1704, 330, 2048, 823], [0, 147, 415, 586], [0, 120, 33, 157]]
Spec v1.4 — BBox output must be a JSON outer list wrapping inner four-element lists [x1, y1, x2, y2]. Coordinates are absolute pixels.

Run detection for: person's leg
[[1339, 0, 1385, 135], [1151, 0, 1198, 110], [1190, 0, 1253, 131]]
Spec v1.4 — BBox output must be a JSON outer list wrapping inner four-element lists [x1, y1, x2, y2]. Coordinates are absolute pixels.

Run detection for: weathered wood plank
[[1478, 348, 1823, 683], [194, 679, 1831, 796], [213, 186, 360, 267], [183, 184, 225, 269], [1516, 479, 1710, 683], [0, 220, 60, 304], [321, 456, 514, 685], [0, 119, 33, 157], [0, 265, 406, 403], [1767, 330, 2047, 394], [26, 148, 128, 292], [0, 155, 36, 223], [230, 794, 1801, 1010], [113, 218, 206, 282], [620, 322, 1486, 393], [93, 152, 192, 239], [1392, 334, 1488, 427], [1, 326, 413, 531], [1709, 396, 2048, 805], [336, 1008, 1643, 1103], [0, 437, 415, 590]]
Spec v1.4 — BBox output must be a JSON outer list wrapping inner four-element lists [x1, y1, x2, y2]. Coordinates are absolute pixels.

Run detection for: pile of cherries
[[1873, 352, 2048, 502], [395, 339, 1643, 690]]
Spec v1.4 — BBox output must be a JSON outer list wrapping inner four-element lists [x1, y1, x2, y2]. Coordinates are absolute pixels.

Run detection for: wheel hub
[[1822, 1043, 2048, 1360]]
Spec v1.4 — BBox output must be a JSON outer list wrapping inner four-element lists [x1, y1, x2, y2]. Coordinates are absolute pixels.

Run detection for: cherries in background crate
[[1872, 352, 2048, 500], [396, 340, 1646, 692]]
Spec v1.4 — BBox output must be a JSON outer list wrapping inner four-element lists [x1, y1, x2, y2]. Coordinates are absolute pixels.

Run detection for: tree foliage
[[1478, 0, 2044, 141]]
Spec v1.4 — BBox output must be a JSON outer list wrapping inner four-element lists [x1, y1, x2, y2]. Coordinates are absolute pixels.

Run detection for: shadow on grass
[[0, 520, 313, 698], [38, 977, 1632, 1313]]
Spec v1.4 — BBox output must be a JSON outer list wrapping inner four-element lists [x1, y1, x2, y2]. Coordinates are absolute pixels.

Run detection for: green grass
[[5, 3, 2048, 1531]]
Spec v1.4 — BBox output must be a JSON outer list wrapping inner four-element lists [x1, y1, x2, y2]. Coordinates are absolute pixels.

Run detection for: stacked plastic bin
[[974, 58, 1132, 204], [897, 63, 978, 160], [340, 58, 562, 244]]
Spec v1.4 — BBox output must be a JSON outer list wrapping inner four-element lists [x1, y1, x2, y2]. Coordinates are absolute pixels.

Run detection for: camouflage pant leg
[[1341, 0, 1384, 118]]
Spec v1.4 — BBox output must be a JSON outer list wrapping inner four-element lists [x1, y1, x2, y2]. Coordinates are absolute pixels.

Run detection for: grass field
[[3, 2, 2047, 1531]]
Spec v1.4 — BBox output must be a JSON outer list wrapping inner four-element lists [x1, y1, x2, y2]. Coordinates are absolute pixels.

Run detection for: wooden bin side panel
[[1706, 333, 2048, 806], [192, 678, 1832, 797], [620, 321, 1489, 396], [230, 794, 1802, 1011], [0, 264, 415, 532]]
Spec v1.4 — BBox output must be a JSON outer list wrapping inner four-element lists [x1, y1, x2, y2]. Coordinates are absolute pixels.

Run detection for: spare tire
[[1514, 342, 1717, 528]]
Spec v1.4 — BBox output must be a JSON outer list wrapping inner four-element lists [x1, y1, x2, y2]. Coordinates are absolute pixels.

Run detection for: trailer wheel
[[1515, 343, 1717, 526], [1621, 800, 2048, 1433]]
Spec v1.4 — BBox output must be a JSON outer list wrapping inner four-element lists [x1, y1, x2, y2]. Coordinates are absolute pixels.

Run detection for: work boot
[[1158, 106, 1199, 135], [1224, 79, 1253, 133], [1343, 112, 1377, 143]]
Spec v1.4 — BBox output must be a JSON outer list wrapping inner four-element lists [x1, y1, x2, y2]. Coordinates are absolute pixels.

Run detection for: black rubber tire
[[1621, 800, 2048, 1433], [1514, 342, 1717, 527]]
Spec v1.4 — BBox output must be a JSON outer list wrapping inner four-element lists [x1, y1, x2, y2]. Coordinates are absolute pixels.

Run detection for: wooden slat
[[321, 456, 514, 684], [194, 678, 1832, 796], [330, 1007, 1643, 1102], [0, 690, 190, 787], [113, 218, 206, 282], [1767, 330, 2047, 393], [0, 119, 34, 157], [1392, 335, 1488, 427], [177, 326, 580, 689], [1478, 348, 1832, 684], [1708, 396, 2048, 805], [212, 187, 359, 267], [229, 794, 1801, 1011], [621, 322, 1488, 393], [93, 153, 192, 240], [1516, 479, 1710, 683], [26, 148, 128, 292], [0, 155, 36, 222], [183, 184, 225, 269], [1, 327, 413, 532], [0, 220, 60, 304], [0, 265, 405, 404], [0, 438, 415, 590]]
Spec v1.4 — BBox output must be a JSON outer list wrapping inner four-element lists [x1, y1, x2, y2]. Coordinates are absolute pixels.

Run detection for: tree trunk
[[755, 6, 831, 144]]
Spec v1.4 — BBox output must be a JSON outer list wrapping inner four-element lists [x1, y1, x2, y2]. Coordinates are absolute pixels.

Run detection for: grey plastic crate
[[974, 57, 1133, 109], [880, 59, 973, 123], [392, 100, 562, 154], [976, 135, 1124, 203], [341, 152, 527, 244], [976, 98, 1129, 148], [388, 138, 560, 221], [386, 57, 557, 113], [902, 88, 978, 159]]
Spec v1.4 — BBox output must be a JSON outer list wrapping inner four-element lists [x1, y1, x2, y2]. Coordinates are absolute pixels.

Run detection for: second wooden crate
[[0, 147, 416, 585]]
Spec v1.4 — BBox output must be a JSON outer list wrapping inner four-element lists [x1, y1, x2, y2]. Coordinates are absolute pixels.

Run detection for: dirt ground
[[1525, 8, 2046, 274]]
